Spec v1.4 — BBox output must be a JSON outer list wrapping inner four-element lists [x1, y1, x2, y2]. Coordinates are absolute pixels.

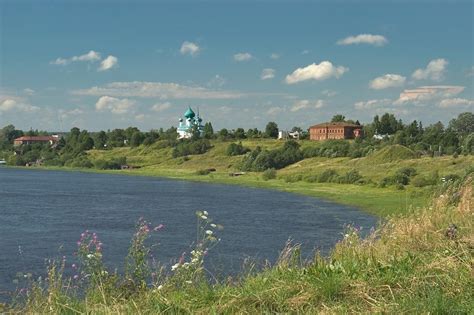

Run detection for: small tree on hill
[[265, 122, 278, 138]]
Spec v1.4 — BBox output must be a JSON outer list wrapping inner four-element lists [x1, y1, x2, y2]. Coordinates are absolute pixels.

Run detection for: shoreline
[[2, 165, 430, 217]]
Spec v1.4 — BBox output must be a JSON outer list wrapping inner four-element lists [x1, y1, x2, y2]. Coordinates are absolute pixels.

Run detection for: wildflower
[[185, 280, 192, 284], [87, 254, 94, 259], [157, 285, 163, 290], [203, 211, 208, 216], [205, 230, 213, 235], [72, 264, 77, 269], [210, 223, 217, 228], [201, 215, 208, 220], [171, 263, 180, 271], [154, 224, 164, 231], [73, 275, 79, 280]]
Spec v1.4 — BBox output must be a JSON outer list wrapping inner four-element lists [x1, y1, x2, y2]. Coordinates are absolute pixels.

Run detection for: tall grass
[[4, 176, 473, 314]]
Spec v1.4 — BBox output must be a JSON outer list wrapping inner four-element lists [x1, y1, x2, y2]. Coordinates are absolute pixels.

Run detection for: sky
[[0, 0, 473, 132]]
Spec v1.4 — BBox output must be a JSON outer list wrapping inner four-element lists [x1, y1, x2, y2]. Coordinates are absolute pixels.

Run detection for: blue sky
[[0, 1, 473, 131]]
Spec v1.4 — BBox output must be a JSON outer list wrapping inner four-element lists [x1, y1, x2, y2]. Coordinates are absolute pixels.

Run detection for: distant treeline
[[0, 112, 472, 168]]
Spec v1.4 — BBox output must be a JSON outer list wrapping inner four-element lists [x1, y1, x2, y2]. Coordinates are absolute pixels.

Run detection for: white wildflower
[[201, 215, 208, 220], [205, 230, 213, 235], [87, 254, 94, 259], [210, 223, 217, 228], [171, 263, 180, 271], [185, 280, 192, 284], [203, 211, 208, 216]]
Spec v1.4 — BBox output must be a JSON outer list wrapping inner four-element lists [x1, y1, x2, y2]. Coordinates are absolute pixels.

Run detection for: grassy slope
[[82, 139, 473, 217]]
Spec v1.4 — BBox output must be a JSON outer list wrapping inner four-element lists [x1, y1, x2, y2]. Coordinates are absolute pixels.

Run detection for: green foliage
[[265, 121, 279, 138], [241, 140, 303, 171], [93, 157, 126, 170], [172, 139, 212, 158], [331, 114, 345, 122], [262, 168, 277, 180], [196, 169, 211, 175], [226, 142, 250, 156]]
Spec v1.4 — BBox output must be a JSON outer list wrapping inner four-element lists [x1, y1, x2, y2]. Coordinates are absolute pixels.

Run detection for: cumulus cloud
[[72, 81, 243, 99], [369, 74, 406, 89], [438, 98, 474, 108], [0, 97, 39, 112], [290, 99, 324, 112], [260, 68, 275, 80], [233, 52, 253, 62], [180, 41, 200, 56], [412, 58, 448, 81], [95, 96, 136, 114], [151, 102, 172, 112], [270, 53, 280, 60], [59, 108, 84, 119], [285, 61, 348, 84], [23, 88, 35, 95], [98, 55, 118, 71], [266, 106, 284, 115], [337, 34, 388, 46], [50, 50, 101, 65], [354, 99, 391, 110], [395, 85, 464, 104]]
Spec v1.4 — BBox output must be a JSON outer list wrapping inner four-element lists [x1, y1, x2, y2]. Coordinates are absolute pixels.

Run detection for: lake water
[[0, 167, 377, 298]]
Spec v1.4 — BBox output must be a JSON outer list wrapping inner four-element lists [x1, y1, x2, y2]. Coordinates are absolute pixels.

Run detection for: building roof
[[184, 107, 195, 119], [309, 122, 362, 129], [14, 136, 58, 142]]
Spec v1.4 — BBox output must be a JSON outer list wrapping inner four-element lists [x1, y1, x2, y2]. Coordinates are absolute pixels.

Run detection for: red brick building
[[309, 122, 362, 141], [13, 136, 60, 146]]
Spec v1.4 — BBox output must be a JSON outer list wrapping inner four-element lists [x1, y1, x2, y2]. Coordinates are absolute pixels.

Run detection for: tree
[[203, 122, 214, 139], [331, 114, 345, 122], [218, 128, 229, 140], [265, 122, 278, 138], [93, 131, 107, 149], [130, 131, 145, 147], [449, 112, 474, 136], [234, 128, 246, 139]]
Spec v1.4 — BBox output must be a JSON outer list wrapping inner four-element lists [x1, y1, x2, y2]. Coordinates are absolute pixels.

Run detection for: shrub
[[241, 141, 303, 171], [283, 174, 303, 183], [172, 139, 212, 158], [397, 167, 417, 178], [226, 142, 250, 156], [94, 157, 126, 170], [318, 169, 339, 183], [262, 168, 277, 180], [196, 169, 211, 175], [339, 170, 363, 184], [304, 174, 319, 183]]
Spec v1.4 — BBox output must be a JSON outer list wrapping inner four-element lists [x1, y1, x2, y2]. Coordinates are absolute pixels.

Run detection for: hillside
[[80, 140, 474, 217]]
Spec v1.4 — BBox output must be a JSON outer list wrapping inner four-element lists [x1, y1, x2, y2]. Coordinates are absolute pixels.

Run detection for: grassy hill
[[73, 139, 474, 217]]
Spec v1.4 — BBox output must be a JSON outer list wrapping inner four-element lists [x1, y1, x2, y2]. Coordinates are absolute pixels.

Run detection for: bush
[[397, 167, 417, 178], [318, 169, 339, 183], [94, 157, 126, 170], [339, 170, 363, 184], [262, 168, 277, 180], [172, 139, 212, 158], [241, 141, 303, 171], [67, 156, 93, 168], [226, 142, 250, 156], [283, 174, 303, 183], [196, 169, 211, 175]]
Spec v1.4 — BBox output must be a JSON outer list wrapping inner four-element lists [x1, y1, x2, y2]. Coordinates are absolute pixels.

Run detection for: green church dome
[[184, 107, 195, 119]]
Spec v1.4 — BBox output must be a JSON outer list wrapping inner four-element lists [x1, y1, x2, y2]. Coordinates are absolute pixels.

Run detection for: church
[[177, 107, 204, 139]]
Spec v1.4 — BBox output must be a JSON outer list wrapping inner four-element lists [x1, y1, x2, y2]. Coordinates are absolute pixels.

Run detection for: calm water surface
[[0, 167, 377, 297]]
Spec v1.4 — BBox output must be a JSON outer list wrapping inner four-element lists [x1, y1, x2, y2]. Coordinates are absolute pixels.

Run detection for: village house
[[13, 135, 60, 146], [309, 122, 362, 141]]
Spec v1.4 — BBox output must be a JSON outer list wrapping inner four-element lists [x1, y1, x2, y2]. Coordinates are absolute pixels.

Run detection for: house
[[13, 135, 60, 146], [309, 122, 362, 141], [177, 107, 204, 139], [278, 130, 300, 140]]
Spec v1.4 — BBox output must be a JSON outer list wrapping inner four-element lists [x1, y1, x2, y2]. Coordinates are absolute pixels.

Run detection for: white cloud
[[207, 74, 226, 88], [151, 102, 171, 112], [98, 55, 118, 71], [354, 99, 391, 110], [291, 99, 324, 112], [135, 114, 146, 121], [412, 58, 448, 81], [59, 108, 84, 119], [438, 98, 474, 108], [260, 68, 275, 80], [180, 41, 200, 56], [337, 34, 388, 46], [0, 97, 39, 112], [23, 88, 35, 95], [285, 61, 348, 84], [95, 96, 136, 114], [369, 74, 406, 89], [395, 85, 464, 104], [233, 52, 253, 62], [50, 50, 101, 65], [270, 53, 280, 60], [266, 106, 284, 115], [72, 81, 243, 99], [301, 50, 310, 55], [321, 90, 337, 97]]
